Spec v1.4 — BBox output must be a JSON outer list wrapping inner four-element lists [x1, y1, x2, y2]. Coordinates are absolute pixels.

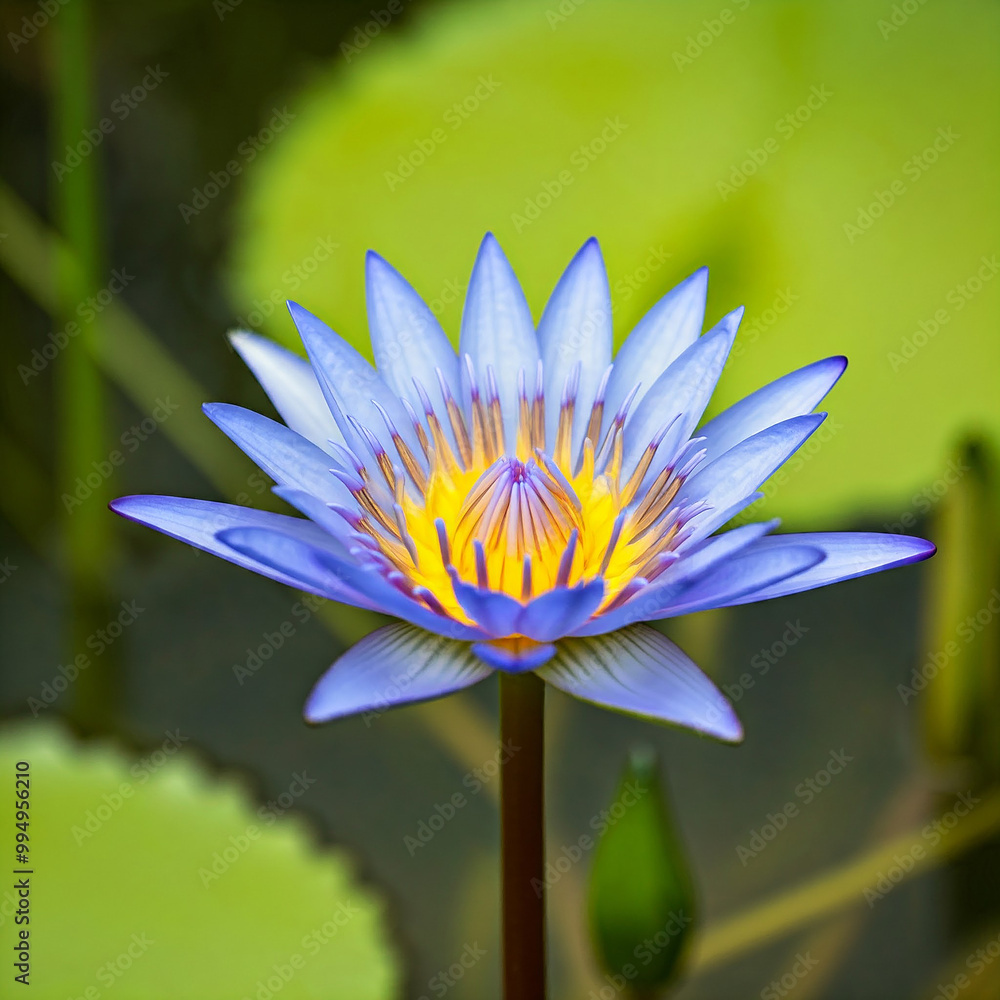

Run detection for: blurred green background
[[1, 0, 998, 996]]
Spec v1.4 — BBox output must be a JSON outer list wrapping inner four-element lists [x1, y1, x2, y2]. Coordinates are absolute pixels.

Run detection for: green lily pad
[[0, 721, 399, 998], [230, 0, 999, 525]]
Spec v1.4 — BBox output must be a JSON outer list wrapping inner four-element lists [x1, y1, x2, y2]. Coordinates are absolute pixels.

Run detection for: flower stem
[[499, 670, 546, 1000], [52, 0, 118, 734]]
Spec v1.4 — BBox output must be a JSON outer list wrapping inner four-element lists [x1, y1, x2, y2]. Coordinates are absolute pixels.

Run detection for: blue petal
[[669, 519, 781, 579], [537, 238, 612, 452], [654, 544, 826, 618], [451, 579, 523, 637], [688, 488, 764, 529], [287, 300, 422, 461], [698, 356, 847, 464], [516, 580, 605, 642], [229, 331, 343, 451], [109, 495, 370, 605], [365, 251, 461, 417], [459, 233, 538, 450], [202, 402, 355, 506], [471, 640, 556, 672], [220, 526, 481, 640], [714, 532, 936, 606], [271, 486, 361, 549], [538, 624, 742, 741], [621, 307, 743, 482], [676, 413, 826, 539], [603, 267, 708, 428], [570, 521, 779, 637], [305, 623, 491, 723]]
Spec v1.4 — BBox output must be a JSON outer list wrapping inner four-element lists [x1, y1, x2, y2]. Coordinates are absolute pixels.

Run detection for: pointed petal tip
[[364, 248, 413, 296], [472, 231, 510, 270], [812, 354, 848, 381], [571, 236, 608, 277], [669, 265, 709, 297], [108, 493, 173, 524], [685, 695, 743, 743], [364, 248, 391, 274], [707, 303, 745, 338], [228, 327, 274, 356], [676, 693, 744, 744], [285, 299, 315, 326], [302, 698, 327, 725], [303, 682, 345, 725], [108, 495, 133, 517], [201, 401, 237, 427], [895, 535, 937, 562], [717, 712, 745, 744], [805, 354, 848, 382], [364, 249, 413, 297], [670, 265, 707, 284], [302, 680, 355, 725]]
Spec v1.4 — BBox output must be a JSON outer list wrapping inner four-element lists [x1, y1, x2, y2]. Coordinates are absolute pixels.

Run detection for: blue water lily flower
[[112, 235, 933, 742]]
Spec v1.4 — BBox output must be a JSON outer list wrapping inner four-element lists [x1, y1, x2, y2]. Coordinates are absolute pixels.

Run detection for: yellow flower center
[[341, 369, 687, 627]]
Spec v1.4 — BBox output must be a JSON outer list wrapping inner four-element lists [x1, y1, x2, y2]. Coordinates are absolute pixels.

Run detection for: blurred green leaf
[[588, 747, 695, 995], [230, 0, 999, 526], [0, 721, 399, 998]]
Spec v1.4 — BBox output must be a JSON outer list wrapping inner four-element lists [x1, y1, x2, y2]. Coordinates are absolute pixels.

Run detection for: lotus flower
[[111, 235, 933, 741]]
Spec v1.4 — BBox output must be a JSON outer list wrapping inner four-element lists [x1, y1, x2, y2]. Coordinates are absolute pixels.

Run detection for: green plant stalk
[[693, 788, 1000, 970], [51, 0, 117, 733], [0, 182, 256, 501], [499, 671, 546, 1000]]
